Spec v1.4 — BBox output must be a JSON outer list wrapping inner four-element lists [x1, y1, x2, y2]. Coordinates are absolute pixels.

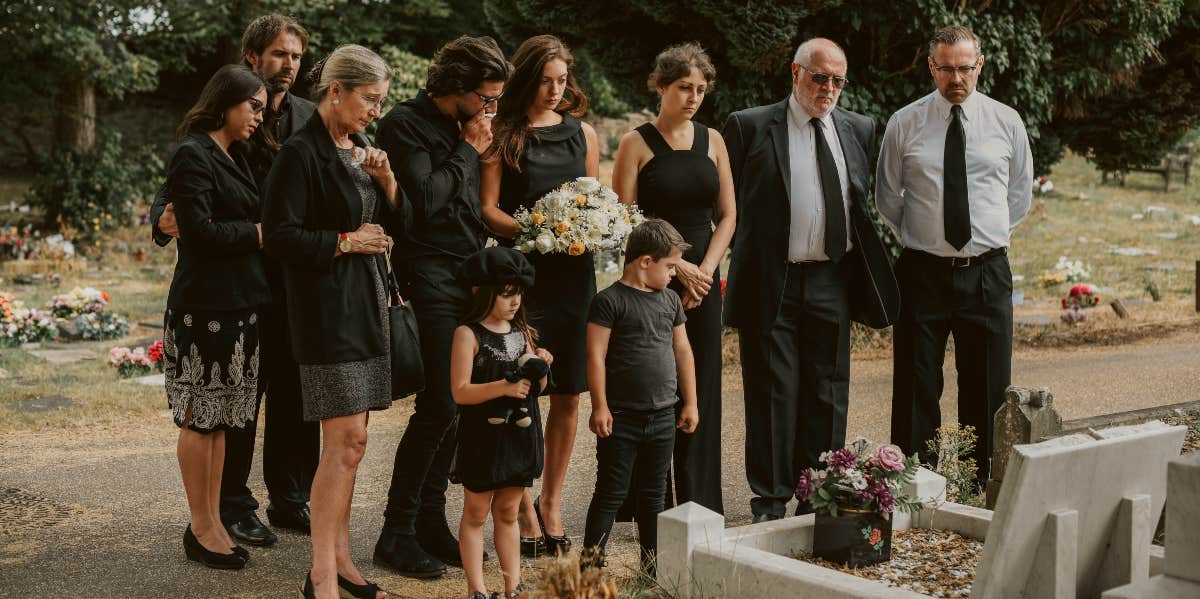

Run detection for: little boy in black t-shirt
[[583, 218, 699, 571]]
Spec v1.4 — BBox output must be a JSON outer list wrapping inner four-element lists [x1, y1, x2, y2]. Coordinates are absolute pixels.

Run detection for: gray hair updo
[[307, 44, 392, 102]]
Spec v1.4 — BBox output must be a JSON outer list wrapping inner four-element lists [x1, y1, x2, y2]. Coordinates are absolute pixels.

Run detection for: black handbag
[[384, 245, 424, 399]]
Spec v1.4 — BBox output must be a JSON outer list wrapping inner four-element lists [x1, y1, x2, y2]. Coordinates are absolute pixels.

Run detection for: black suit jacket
[[722, 99, 899, 331], [261, 113, 403, 366], [164, 132, 271, 312]]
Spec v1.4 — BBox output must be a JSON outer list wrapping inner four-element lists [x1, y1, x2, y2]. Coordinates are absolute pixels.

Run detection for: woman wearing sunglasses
[[162, 63, 272, 571]]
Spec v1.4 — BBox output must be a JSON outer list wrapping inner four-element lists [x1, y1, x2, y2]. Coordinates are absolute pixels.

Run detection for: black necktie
[[811, 118, 846, 263], [944, 104, 971, 250]]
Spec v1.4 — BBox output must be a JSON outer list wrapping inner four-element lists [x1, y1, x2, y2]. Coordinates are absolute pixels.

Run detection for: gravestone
[[986, 387, 1063, 509], [972, 421, 1186, 599], [1102, 452, 1200, 598], [26, 348, 96, 364], [6, 395, 79, 413]]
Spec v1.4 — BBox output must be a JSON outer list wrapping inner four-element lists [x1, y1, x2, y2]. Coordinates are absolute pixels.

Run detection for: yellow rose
[[554, 221, 570, 235], [531, 213, 546, 225], [575, 194, 587, 207], [568, 241, 585, 256]]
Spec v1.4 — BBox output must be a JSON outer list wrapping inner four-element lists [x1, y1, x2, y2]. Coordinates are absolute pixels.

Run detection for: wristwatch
[[338, 232, 352, 254]]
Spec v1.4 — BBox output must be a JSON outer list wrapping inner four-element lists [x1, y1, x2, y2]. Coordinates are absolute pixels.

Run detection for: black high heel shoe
[[183, 525, 246, 570], [337, 573, 392, 598], [298, 571, 315, 599], [533, 496, 571, 556]]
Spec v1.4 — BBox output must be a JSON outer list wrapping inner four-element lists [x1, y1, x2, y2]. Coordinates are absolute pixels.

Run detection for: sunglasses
[[472, 89, 505, 104], [796, 64, 849, 89]]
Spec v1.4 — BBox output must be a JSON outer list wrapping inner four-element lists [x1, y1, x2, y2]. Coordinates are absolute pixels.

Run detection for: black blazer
[[164, 132, 270, 311], [722, 100, 900, 331], [262, 113, 403, 365]]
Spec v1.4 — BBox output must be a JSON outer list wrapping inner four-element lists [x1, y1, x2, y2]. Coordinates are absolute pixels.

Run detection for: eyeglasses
[[796, 65, 849, 89], [931, 58, 980, 76], [247, 98, 265, 115], [353, 91, 389, 112], [472, 89, 505, 104]]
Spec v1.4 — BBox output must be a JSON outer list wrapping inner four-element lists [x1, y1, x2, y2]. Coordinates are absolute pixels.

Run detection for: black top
[[634, 121, 719, 230], [497, 113, 588, 216], [587, 281, 687, 411], [261, 114, 400, 365], [377, 90, 486, 260], [164, 132, 271, 312]]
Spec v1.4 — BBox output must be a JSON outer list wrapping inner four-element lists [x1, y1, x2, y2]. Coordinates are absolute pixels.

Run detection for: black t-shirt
[[588, 281, 687, 411]]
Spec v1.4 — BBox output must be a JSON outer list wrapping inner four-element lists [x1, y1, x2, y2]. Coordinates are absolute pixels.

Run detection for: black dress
[[451, 323, 544, 492], [497, 113, 593, 394], [635, 121, 724, 514]]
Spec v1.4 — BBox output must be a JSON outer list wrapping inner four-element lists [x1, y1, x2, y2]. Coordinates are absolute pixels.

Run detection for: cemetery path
[[2, 329, 1199, 598]]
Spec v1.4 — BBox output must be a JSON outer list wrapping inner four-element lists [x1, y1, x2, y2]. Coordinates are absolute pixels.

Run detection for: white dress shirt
[[875, 90, 1033, 257], [787, 94, 852, 262]]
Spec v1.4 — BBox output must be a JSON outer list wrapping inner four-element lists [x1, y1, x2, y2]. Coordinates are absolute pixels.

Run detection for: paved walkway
[[2, 330, 1199, 598]]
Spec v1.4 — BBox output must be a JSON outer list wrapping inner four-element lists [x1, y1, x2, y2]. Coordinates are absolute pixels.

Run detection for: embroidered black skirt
[[163, 308, 261, 433]]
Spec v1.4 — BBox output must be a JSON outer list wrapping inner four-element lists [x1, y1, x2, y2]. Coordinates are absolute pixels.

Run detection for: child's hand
[[590, 405, 613, 438], [534, 347, 554, 367], [677, 404, 698, 434], [505, 379, 531, 398]]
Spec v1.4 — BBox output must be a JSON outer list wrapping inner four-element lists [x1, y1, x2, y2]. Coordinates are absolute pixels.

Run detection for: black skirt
[[526, 251, 595, 395], [163, 308, 261, 433]]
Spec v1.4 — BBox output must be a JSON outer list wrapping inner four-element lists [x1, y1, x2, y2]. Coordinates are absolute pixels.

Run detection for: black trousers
[[889, 250, 1013, 481], [382, 258, 465, 534], [583, 406, 675, 562], [220, 304, 319, 523], [738, 259, 851, 519]]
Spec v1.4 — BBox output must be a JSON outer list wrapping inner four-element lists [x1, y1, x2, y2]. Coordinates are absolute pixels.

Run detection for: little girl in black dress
[[449, 247, 552, 599]]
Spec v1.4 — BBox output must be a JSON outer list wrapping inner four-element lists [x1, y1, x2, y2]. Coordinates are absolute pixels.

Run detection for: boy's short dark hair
[[426, 35, 513, 97], [624, 218, 691, 265]]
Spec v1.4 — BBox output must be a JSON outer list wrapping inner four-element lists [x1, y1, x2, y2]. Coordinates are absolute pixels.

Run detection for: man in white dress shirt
[[724, 39, 898, 521], [875, 26, 1033, 480]]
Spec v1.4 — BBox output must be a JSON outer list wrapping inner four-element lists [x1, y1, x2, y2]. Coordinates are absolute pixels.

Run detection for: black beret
[[457, 246, 536, 289]]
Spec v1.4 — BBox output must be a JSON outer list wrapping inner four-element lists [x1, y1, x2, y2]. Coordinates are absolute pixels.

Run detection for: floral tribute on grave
[[793, 528, 983, 597], [1060, 282, 1101, 325], [0, 290, 56, 346], [796, 438, 924, 567], [46, 287, 129, 341], [108, 341, 163, 378]]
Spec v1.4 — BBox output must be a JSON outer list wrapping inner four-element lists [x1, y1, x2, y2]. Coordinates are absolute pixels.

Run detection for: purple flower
[[826, 448, 857, 471], [796, 469, 815, 501]]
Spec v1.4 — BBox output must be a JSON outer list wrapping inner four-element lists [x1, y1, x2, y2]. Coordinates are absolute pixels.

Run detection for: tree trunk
[[54, 76, 95, 153]]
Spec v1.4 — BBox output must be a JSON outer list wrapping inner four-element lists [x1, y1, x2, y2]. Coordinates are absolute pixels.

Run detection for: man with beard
[[722, 38, 898, 522], [150, 14, 320, 548], [372, 36, 512, 579], [877, 25, 1032, 482]]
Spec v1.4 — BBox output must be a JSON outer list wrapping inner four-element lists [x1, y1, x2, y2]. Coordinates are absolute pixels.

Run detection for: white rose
[[535, 233, 555, 254], [554, 236, 571, 252], [575, 177, 601, 193], [601, 187, 618, 203]]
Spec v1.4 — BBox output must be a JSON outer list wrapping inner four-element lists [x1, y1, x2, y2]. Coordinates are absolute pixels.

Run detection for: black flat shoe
[[231, 545, 249, 559], [519, 536, 545, 558], [267, 503, 312, 534], [373, 530, 446, 579], [533, 496, 571, 556], [298, 571, 315, 599], [183, 525, 246, 570], [227, 513, 278, 547], [337, 573, 392, 598]]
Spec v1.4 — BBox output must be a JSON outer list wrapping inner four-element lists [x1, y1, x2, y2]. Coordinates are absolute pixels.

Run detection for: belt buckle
[[951, 256, 972, 268]]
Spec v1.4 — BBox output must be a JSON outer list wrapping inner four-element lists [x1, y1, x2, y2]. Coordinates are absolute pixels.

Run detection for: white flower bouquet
[[511, 177, 644, 256]]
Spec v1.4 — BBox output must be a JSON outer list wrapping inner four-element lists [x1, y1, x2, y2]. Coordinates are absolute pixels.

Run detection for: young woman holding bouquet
[[480, 34, 600, 557], [610, 43, 736, 516]]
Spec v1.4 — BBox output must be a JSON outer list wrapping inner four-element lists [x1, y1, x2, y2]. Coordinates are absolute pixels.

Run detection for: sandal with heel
[[533, 495, 572, 556]]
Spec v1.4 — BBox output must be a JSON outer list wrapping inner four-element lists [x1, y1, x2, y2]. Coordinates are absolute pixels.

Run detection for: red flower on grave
[[101, 291, 111, 302], [869, 528, 882, 545], [720, 277, 727, 298]]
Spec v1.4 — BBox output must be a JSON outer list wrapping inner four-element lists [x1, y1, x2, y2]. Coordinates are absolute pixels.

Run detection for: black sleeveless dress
[[635, 121, 724, 514], [450, 322, 544, 492], [498, 113, 593, 395]]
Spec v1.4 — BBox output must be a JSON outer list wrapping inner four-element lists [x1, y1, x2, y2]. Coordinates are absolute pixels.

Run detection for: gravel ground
[[4, 329, 1200, 598]]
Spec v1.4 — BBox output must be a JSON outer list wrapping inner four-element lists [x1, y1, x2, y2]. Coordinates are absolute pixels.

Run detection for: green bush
[[26, 129, 162, 243]]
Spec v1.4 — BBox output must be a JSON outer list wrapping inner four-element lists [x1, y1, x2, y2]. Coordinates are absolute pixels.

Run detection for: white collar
[[788, 93, 836, 131], [933, 89, 981, 122]]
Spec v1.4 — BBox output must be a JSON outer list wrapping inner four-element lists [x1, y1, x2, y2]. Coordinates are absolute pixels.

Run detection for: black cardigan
[[164, 132, 270, 312], [262, 113, 404, 365]]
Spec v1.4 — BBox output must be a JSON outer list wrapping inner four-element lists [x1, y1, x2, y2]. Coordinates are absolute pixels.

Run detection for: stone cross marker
[[986, 386, 1063, 509]]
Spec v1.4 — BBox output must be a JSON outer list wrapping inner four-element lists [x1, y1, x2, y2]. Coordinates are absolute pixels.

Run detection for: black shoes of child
[[183, 525, 246, 570], [373, 530, 447, 579], [533, 496, 572, 556], [520, 535, 546, 557]]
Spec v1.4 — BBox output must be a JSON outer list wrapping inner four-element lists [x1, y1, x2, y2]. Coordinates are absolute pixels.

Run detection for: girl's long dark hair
[[176, 64, 270, 142], [488, 35, 588, 171], [462, 283, 539, 347]]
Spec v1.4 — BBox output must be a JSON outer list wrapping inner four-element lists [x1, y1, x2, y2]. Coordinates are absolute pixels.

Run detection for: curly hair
[[425, 35, 512, 97]]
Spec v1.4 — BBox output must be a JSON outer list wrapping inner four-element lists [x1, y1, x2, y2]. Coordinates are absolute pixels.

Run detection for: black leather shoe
[[231, 545, 249, 560], [373, 530, 446, 579], [184, 525, 246, 570], [751, 513, 782, 524], [520, 536, 545, 558], [267, 503, 311, 534], [416, 518, 488, 567], [226, 513, 278, 547]]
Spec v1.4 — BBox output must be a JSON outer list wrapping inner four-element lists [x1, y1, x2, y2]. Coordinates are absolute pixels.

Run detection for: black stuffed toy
[[490, 353, 550, 427]]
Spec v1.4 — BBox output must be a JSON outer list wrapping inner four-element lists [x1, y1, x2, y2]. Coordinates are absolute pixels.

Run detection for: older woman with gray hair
[[262, 44, 400, 599]]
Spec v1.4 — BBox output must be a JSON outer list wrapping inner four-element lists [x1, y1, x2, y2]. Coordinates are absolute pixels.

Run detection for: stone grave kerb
[[987, 386, 1063, 508]]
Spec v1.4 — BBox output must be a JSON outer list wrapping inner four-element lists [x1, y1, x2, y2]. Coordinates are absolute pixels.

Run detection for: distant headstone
[[26, 348, 97, 364], [1154, 232, 1179, 240], [1143, 262, 1185, 272], [987, 386, 1063, 509], [1015, 315, 1055, 327], [1111, 247, 1159, 257], [6, 395, 79, 413]]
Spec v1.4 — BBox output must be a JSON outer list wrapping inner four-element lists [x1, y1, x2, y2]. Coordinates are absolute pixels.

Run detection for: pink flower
[[825, 448, 857, 470], [869, 528, 882, 545], [108, 347, 130, 367], [796, 469, 815, 501], [875, 444, 906, 471]]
